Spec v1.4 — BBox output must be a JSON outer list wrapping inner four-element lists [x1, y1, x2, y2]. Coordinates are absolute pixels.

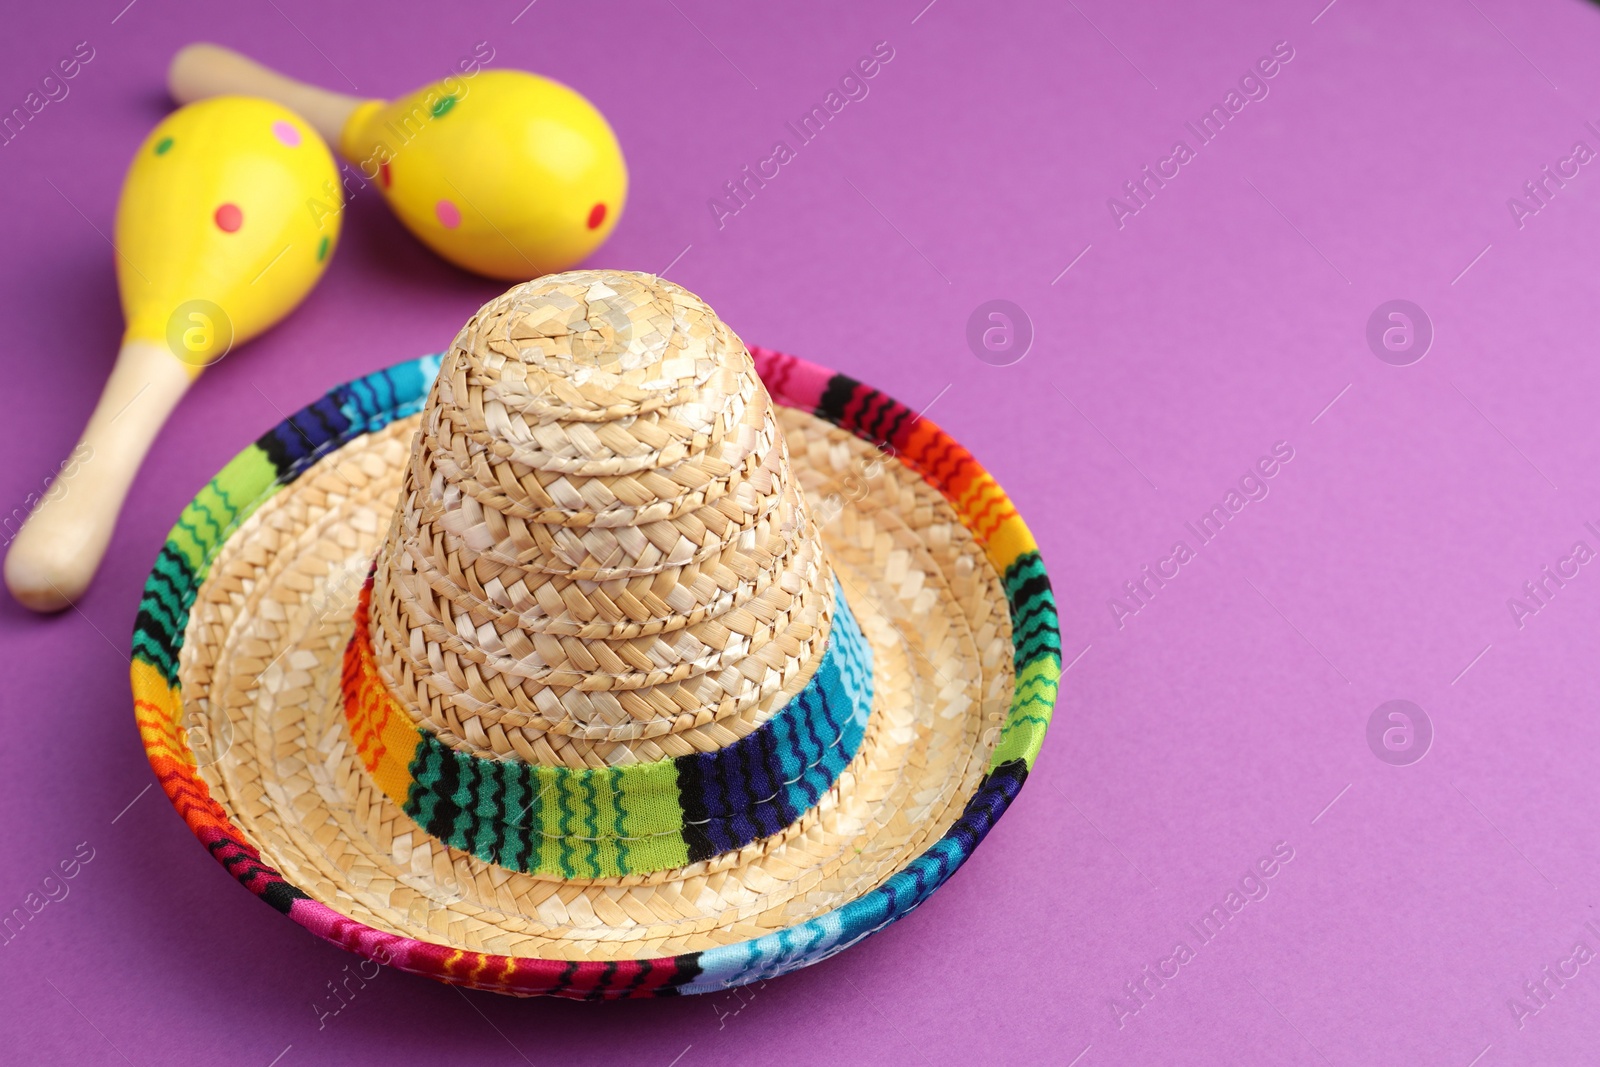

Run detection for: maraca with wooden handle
[[169, 43, 627, 280], [4, 96, 341, 613]]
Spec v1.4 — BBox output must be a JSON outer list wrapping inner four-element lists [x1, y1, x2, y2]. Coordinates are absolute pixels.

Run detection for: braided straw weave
[[133, 279, 1060, 992], [370, 272, 836, 769]]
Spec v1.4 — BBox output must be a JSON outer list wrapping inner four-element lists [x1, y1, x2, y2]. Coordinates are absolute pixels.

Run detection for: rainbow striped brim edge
[[131, 346, 1061, 998]]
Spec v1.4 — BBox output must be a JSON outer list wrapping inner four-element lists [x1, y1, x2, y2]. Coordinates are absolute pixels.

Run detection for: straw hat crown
[[367, 271, 837, 771]]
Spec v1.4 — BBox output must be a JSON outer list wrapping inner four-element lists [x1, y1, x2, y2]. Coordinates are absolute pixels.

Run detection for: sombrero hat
[[132, 270, 1060, 998]]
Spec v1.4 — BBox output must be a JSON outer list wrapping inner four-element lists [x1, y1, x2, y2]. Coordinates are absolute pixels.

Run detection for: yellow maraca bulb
[[118, 95, 342, 366], [168, 45, 627, 280], [339, 71, 625, 280], [5, 96, 341, 613]]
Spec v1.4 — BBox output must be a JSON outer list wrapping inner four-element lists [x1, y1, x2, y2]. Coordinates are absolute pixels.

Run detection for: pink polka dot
[[435, 199, 461, 229], [214, 203, 243, 232], [271, 120, 301, 147]]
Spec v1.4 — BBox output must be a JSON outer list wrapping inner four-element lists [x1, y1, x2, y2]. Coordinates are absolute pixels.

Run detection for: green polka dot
[[154, 137, 173, 155], [431, 95, 457, 118], [317, 235, 330, 262]]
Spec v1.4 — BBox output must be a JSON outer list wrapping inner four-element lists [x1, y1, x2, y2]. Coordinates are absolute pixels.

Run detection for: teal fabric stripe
[[779, 597, 871, 816], [1003, 553, 1060, 671]]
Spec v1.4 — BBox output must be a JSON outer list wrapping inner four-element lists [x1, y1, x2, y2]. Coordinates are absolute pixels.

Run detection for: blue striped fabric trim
[[678, 591, 873, 861]]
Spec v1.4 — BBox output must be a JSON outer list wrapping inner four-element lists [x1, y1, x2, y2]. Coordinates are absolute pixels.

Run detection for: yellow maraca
[[168, 44, 627, 280], [4, 96, 341, 612]]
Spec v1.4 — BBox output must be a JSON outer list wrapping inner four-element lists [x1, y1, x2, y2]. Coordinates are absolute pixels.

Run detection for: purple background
[[4, 0, 1600, 1063]]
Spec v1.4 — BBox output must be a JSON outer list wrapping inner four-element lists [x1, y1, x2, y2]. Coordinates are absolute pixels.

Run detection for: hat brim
[[133, 347, 1060, 998]]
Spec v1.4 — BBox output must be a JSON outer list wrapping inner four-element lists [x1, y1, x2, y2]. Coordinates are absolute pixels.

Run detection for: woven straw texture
[[132, 326, 1061, 997], [369, 274, 839, 771]]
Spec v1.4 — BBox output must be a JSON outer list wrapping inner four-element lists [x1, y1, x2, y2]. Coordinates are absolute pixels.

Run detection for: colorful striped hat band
[[337, 272, 883, 879], [342, 571, 874, 878], [133, 269, 1061, 997]]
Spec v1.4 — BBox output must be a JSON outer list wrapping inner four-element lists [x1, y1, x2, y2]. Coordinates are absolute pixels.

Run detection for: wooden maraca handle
[[168, 43, 367, 147], [4, 340, 193, 613]]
